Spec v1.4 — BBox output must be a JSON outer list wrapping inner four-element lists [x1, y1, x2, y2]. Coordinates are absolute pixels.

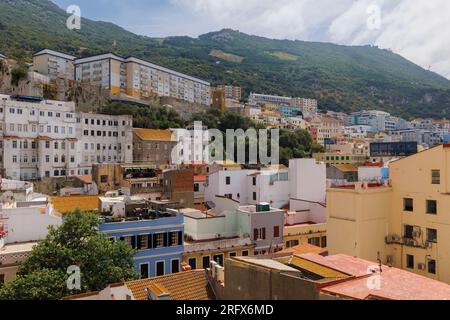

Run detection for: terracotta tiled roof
[[51, 195, 99, 214], [277, 243, 328, 256], [74, 175, 93, 184], [125, 270, 215, 300], [133, 128, 174, 141]]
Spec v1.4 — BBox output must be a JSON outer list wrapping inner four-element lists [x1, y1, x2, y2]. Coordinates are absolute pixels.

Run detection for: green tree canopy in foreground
[[0, 210, 137, 300]]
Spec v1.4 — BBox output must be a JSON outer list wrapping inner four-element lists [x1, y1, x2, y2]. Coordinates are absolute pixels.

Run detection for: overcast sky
[[53, 0, 450, 79]]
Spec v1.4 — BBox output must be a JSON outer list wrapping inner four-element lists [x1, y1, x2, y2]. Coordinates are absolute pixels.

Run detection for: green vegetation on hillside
[[1, 0, 450, 118]]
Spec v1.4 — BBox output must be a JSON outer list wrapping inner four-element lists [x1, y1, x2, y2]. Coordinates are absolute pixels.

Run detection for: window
[[428, 259, 436, 274], [213, 254, 224, 266], [171, 259, 180, 274], [121, 236, 137, 249], [242, 251, 249, 257], [137, 235, 149, 250], [229, 252, 237, 257], [202, 256, 211, 269], [406, 255, 414, 269], [226, 176, 231, 185], [154, 233, 165, 248], [140, 264, 149, 279], [170, 231, 182, 247], [273, 226, 280, 238], [404, 198, 414, 212], [432, 170, 440, 185], [426, 200, 437, 215], [404, 225, 414, 239], [427, 228, 438, 243], [194, 183, 199, 192], [253, 177, 257, 186], [308, 237, 321, 247], [100, 175, 108, 183], [321, 236, 327, 248], [286, 240, 299, 248], [253, 228, 266, 241], [156, 261, 165, 277], [188, 258, 197, 270], [253, 192, 257, 201]]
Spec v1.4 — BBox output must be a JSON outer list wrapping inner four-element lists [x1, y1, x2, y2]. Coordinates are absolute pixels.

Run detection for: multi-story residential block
[[133, 128, 176, 165], [99, 197, 184, 279], [216, 85, 242, 101], [290, 97, 318, 117], [248, 93, 292, 107], [0, 95, 132, 180], [33, 49, 76, 80], [351, 110, 411, 132], [278, 105, 302, 118], [73, 53, 211, 105], [327, 144, 450, 284], [308, 116, 345, 146]]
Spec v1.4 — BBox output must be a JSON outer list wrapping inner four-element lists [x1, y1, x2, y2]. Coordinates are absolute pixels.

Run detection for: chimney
[[145, 284, 171, 301]]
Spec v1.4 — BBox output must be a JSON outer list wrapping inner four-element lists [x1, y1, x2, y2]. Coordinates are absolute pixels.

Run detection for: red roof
[[75, 175, 93, 184], [301, 254, 450, 300]]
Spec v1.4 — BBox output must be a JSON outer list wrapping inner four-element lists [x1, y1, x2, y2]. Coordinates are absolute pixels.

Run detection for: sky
[[53, 0, 450, 79]]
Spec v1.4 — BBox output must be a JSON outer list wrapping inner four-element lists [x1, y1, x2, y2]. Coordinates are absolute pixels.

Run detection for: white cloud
[[172, 0, 450, 79]]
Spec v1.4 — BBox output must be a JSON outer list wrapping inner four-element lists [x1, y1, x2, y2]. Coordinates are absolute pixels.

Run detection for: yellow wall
[[284, 224, 327, 248], [327, 145, 450, 284]]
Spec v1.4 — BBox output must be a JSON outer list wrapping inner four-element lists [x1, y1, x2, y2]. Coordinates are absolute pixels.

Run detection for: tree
[[0, 210, 137, 300]]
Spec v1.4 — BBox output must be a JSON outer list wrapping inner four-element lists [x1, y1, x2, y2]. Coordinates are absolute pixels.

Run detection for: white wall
[[358, 167, 382, 182], [205, 170, 257, 205], [3, 205, 62, 244], [289, 159, 326, 203]]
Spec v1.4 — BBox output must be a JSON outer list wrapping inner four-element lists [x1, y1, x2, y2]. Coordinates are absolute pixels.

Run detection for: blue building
[[99, 210, 184, 279], [279, 105, 302, 118]]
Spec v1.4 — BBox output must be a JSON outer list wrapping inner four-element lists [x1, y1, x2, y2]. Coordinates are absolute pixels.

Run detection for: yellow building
[[327, 144, 450, 283], [73, 53, 211, 105], [284, 222, 327, 249]]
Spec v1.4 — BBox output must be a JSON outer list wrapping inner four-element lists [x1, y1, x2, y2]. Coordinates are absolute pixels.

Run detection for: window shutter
[[152, 234, 157, 249], [131, 236, 137, 249], [178, 231, 183, 246], [253, 229, 258, 241], [137, 235, 142, 250], [163, 233, 169, 247], [262, 228, 266, 240]]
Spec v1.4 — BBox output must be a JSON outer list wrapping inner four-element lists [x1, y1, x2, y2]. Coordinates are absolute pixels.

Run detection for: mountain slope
[[1, 0, 450, 119]]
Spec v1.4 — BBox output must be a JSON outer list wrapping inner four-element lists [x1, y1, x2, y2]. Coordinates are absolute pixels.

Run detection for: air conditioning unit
[[424, 241, 433, 249], [418, 263, 426, 271], [405, 238, 418, 247], [386, 235, 401, 244]]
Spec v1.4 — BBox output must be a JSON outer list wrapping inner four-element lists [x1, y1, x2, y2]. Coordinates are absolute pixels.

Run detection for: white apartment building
[[249, 93, 292, 107], [205, 168, 290, 208], [73, 53, 211, 105], [0, 95, 132, 180], [351, 110, 411, 132], [33, 49, 76, 80]]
